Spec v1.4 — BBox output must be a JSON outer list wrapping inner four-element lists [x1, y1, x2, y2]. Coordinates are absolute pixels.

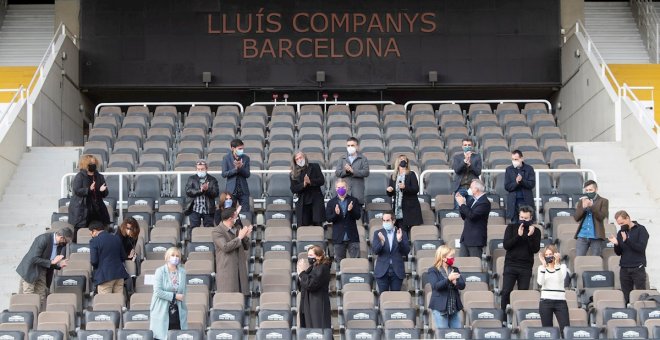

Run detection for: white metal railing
[[61, 168, 594, 223], [631, 0, 659, 63], [249, 100, 396, 113], [404, 99, 552, 113], [25, 23, 78, 148], [0, 87, 26, 142], [565, 20, 660, 148], [94, 102, 245, 116]]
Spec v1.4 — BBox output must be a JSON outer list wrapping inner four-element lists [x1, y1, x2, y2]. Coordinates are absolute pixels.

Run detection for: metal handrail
[[1, 86, 25, 120], [403, 99, 552, 113], [620, 83, 660, 146], [249, 100, 396, 113], [61, 168, 595, 223], [94, 102, 245, 116]]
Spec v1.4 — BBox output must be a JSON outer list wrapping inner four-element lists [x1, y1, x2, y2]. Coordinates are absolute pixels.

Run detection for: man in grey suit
[[452, 138, 482, 209], [222, 138, 251, 212], [334, 137, 370, 205], [16, 228, 73, 306]]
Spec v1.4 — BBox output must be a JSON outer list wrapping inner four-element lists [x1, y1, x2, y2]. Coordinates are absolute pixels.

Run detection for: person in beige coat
[[213, 207, 252, 296]]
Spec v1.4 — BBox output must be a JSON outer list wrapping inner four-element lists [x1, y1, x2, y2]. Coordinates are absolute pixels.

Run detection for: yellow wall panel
[[0, 66, 37, 102], [609, 64, 660, 124]]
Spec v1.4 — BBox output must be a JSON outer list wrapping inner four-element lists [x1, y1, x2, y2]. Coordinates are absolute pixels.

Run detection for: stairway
[[0, 146, 80, 310], [584, 2, 650, 64], [0, 4, 54, 66], [570, 142, 660, 288]]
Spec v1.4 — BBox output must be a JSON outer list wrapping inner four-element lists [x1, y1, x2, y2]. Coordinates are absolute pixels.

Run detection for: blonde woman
[[537, 244, 570, 334], [68, 154, 110, 231], [150, 247, 188, 340], [386, 154, 422, 234], [427, 245, 465, 330]]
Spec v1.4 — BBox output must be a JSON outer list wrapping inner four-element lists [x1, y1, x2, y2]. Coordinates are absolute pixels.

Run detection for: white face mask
[[347, 146, 357, 155], [512, 160, 521, 168], [169, 256, 180, 266], [197, 171, 207, 178], [466, 188, 474, 196], [296, 159, 305, 167]]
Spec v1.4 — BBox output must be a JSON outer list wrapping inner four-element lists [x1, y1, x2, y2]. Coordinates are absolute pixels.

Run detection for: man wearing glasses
[[184, 159, 219, 228]]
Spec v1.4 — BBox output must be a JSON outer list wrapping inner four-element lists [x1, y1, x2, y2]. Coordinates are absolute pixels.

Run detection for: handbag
[[168, 299, 181, 330]]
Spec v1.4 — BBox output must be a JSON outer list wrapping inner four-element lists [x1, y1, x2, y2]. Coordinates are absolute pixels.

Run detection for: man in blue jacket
[[326, 179, 362, 264], [222, 138, 251, 212], [89, 220, 129, 294], [372, 211, 410, 292], [504, 150, 536, 223]]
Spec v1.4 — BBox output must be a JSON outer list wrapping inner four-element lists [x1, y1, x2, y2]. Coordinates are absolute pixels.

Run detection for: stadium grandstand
[[0, 0, 660, 339]]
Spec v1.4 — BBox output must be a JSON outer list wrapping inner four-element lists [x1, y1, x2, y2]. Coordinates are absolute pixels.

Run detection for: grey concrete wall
[[54, 0, 80, 37], [31, 36, 88, 147], [561, 0, 584, 32], [0, 105, 27, 197]]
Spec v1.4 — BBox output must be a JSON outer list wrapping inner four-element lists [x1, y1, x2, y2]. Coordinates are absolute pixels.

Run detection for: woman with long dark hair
[[297, 245, 332, 329]]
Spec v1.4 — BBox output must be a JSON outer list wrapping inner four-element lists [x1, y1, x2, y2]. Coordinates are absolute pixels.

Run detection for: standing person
[[68, 154, 110, 235], [16, 228, 72, 306], [500, 206, 542, 311], [290, 151, 326, 226], [213, 207, 253, 297], [451, 138, 482, 209], [213, 192, 244, 227], [150, 247, 188, 340], [89, 220, 129, 294], [386, 154, 423, 235], [326, 179, 362, 264], [296, 245, 332, 329], [537, 245, 570, 334], [455, 179, 490, 257], [184, 159, 219, 228], [117, 217, 140, 262], [334, 137, 370, 205], [504, 150, 536, 223], [222, 138, 251, 212], [574, 180, 609, 256], [372, 212, 410, 292], [608, 210, 649, 304], [427, 245, 466, 330]]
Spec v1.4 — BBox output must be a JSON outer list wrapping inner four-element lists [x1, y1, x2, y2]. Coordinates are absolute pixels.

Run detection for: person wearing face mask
[[500, 206, 541, 311], [290, 151, 326, 226], [213, 207, 253, 297], [296, 245, 332, 329], [326, 179, 362, 264], [16, 227, 72, 307], [504, 150, 536, 223], [386, 155, 423, 235], [222, 138, 251, 212], [150, 247, 188, 340], [117, 217, 141, 295], [451, 138, 482, 209], [427, 245, 465, 330], [68, 154, 110, 238], [89, 220, 129, 295], [334, 136, 370, 206], [372, 212, 410, 292], [184, 159, 219, 228], [537, 245, 570, 334], [213, 192, 244, 228], [455, 179, 491, 257], [574, 180, 609, 256], [608, 210, 649, 304]]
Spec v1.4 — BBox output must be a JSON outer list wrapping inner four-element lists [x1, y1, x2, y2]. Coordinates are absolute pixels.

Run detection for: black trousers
[[621, 266, 647, 304], [539, 299, 570, 334], [500, 265, 532, 310]]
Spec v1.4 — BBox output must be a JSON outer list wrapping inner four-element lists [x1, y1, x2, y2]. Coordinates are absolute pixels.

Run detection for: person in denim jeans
[[574, 180, 609, 256], [427, 245, 466, 330]]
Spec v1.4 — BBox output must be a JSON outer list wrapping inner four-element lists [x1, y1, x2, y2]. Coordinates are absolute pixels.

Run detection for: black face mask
[[307, 257, 316, 265], [545, 256, 555, 264], [521, 220, 532, 228], [620, 224, 631, 232], [87, 163, 97, 172], [399, 160, 408, 168]]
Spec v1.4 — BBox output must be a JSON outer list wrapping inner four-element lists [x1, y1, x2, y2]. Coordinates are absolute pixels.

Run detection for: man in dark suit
[[16, 227, 73, 306], [372, 211, 410, 292], [504, 150, 536, 223], [455, 179, 491, 257], [326, 179, 362, 264], [185, 159, 220, 228], [451, 138, 482, 209], [89, 220, 129, 294], [222, 138, 251, 212]]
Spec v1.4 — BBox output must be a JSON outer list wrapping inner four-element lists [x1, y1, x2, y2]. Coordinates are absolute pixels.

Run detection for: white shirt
[[537, 264, 568, 300]]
